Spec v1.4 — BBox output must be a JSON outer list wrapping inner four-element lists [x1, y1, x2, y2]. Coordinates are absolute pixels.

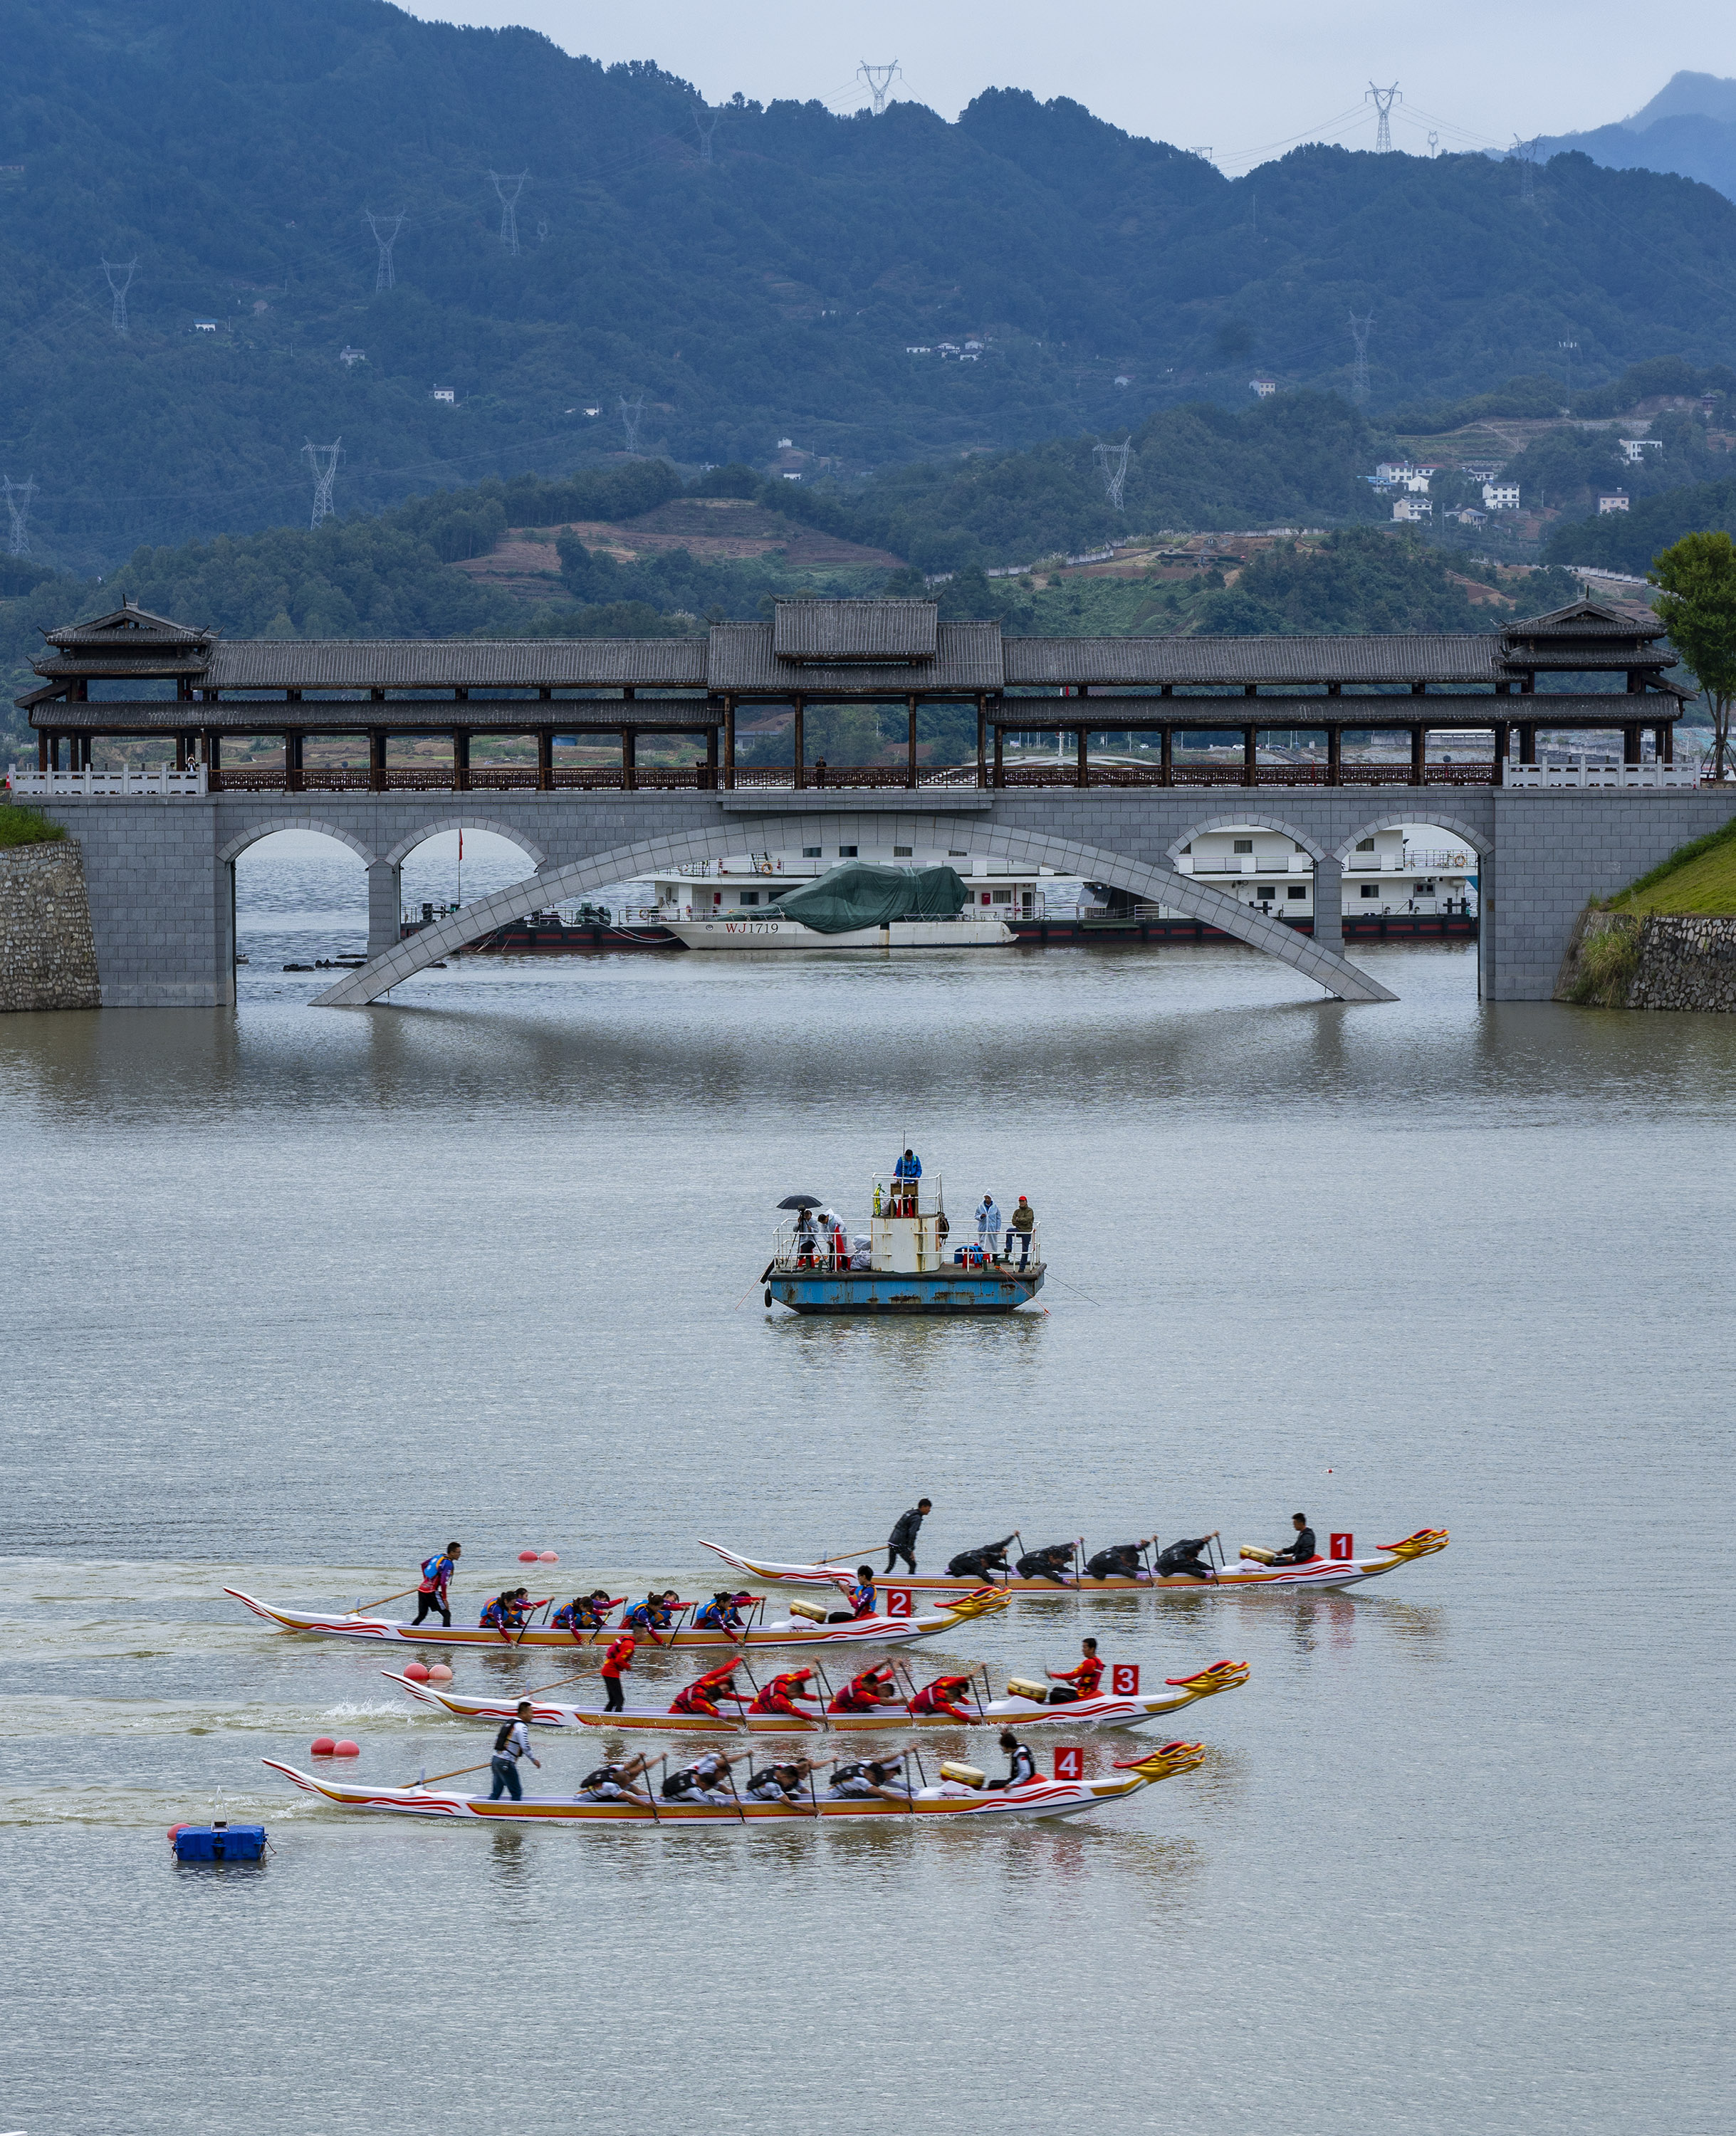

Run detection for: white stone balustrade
[[8, 765, 209, 797]]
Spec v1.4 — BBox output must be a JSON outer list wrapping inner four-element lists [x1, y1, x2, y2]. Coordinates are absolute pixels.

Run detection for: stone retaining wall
[[1556, 909, 1736, 1010], [0, 839, 101, 1011]]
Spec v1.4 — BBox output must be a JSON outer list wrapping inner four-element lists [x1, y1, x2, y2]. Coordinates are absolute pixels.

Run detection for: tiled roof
[[35, 697, 718, 733], [43, 601, 216, 649], [771, 598, 938, 662], [199, 639, 709, 691], [1003, 634, 1505, 689], [989, 690, 1685, 726], [708, 621, 1003, 693]]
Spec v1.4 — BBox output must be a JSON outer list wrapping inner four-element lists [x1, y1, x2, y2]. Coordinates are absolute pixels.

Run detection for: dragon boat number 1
[[1329, 1534, 1354, 1561], [884, 1588, 914, 1618], [1053, 1747, 1084, 1781], [1110, 1663, 1139, 1696]]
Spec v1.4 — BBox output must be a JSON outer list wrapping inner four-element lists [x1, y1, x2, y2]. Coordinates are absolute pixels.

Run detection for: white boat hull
[[663, 916, 1014, 950]]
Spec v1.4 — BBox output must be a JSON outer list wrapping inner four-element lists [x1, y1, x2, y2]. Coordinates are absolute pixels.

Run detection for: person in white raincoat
[[976, 1194, 1003, 1251]]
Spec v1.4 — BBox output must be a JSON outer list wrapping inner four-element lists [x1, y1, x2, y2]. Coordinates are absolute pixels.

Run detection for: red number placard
[[1329, 1533, 1354, 1561], [1110, 1663, 1140, 1695], [1054, 1747, 1084, 1781], [884, 1588, 913, 1618]]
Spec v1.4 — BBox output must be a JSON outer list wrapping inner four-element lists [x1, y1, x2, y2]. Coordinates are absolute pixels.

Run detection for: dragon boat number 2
[[884, 1588, 914, 1617]]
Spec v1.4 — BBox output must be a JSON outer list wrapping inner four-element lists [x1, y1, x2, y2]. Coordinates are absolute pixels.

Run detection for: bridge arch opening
[[231, 825, 376, 973], [392, 826, 546, 944]]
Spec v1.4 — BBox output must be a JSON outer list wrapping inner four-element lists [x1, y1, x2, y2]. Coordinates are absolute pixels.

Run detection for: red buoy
[[539, 1550, 559, 1563], [518, 1549, 539, 1562], [402, 1661, 431, 1682], [167, 1824, 185, 1841], [427, 1664, 453, 1681], [310, 1737, 337, 1756], [333, 1739, 361, 1757]]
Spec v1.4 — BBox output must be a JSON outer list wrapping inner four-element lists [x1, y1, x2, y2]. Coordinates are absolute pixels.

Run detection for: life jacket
[[627, 1599, 674, 1630], [1069, 1658, 1105, 1695], [910, 1676, 971, 1717], [750, 1672, 812, 1714], [580, 1765, 622, 1791], [553, 1597, 606, 1630], [479, 1598, 506, 1628], [600, 1635, 634, 1675], [694, 1596, 741, 1630], [1006, 1744, 1037, 1784], [420, 1554, 451, 1591], [845, 1581, 874, 1618], [493, 1722, 517, 1755], [830, 1668, 892, 1712]]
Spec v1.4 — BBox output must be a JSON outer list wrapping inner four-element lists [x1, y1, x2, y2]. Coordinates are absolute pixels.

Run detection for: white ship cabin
[[1164, 824, 1478, 918], [635, 844, 1082, 925], [773, 1173, 1040, 1275]]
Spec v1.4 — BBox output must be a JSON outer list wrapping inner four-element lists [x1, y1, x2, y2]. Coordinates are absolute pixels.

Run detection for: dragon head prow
[[1163, 1659, 1250, 1698], [1114, 1740, 1207, 1784], [1376, 1528, 1449, 1561], [941, 1586, 1012, 1623]]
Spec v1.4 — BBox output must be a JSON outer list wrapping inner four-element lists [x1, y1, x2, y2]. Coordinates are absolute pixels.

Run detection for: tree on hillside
[[1651, 531, 1736, 778]]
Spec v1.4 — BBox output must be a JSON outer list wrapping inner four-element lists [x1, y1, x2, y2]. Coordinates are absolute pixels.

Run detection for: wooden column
[[1519, 724, 1537, 765], [369, 729, 386, 792], [286, 731, 304, 792], [1327, 726, 1342, 785], [993, 726, 1005, 787], [723, 697, 736, 790], [454, 731, 471, 791], [1623, 723, 1643, 765], [906, 693, 918, 790], [619, 729, 635, 792], [38, 731, 48, 772], [1243, 725, 1258, 784], [705, 726, 718, 790], [1657, 721, 1673, 767], [976, 694, 987, 789], [207, 733, 222, 775], [538, 729, 555, 792], [1159, 726, 1173, 785], [793, 697, 805, 790], [1410, 724, 1426, 784], [1492, 720, 1510, 787]]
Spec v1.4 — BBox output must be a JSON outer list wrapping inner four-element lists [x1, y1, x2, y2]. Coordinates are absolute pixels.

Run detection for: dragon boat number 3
[[1111, 1664, 1139, 1695]]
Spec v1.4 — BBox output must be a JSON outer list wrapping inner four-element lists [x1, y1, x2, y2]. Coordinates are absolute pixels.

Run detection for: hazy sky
[[407, 1, 1736, 172]]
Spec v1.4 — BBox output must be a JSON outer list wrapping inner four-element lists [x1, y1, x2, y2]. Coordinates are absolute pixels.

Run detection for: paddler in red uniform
[[828, 1663, 899, 1714], [1045, 1636, 1103, 1704], [413, 1542, 461, 1628], [908, 1672, 976, 1720], [749, 1668, 818, 1718], [600, 1631, 636, 1712], [669, 1661, 745, 1718]]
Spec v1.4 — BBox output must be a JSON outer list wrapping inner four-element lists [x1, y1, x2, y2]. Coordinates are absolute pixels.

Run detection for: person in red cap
[[669, 1662, 744, 1718], [908, 1672, 976, 1720], [1008, 1195, 1036, 1270], [600, 1630, 636, 1713], [827, 1663, 899, 1714], [749, 1668, 818, 1718]]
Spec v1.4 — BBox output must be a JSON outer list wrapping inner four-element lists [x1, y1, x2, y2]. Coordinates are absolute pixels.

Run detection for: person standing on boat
[[1272, 1514, 1317, 1564], [975, 1193, 1002, 1253], [985, 1732, 1037, 1789], [600, 1631, 636, 1712], [1046, 1638, 1104, 1704], [885, 1498, 931, 1575], [488, 1702, 542, 1801], [1008, 1195, 1036, 1269], [413, 1542, 461, 1628], [793, 1207, 820, 1263], [892, 1147, 921, 1215], [1156, 1533, 1220, 1581]]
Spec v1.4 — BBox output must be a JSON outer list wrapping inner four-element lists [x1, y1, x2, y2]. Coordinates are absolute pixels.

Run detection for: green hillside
[[9, 0, 1736, 572], [1603, 819, 1736, 916]]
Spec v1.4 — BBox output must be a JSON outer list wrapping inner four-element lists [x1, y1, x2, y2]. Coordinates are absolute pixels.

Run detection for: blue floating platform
[[172, 1823, 266, 1863]]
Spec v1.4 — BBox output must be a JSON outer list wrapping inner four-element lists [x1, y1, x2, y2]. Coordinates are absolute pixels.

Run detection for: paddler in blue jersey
[[825, 1567, 878, 1622], [694, 1590, 753, 1635], [413, 1542, 461, 1628], [624, 1590, 682, 1645]]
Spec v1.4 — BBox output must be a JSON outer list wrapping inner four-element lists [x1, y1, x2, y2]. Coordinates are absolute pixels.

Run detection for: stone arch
[[382, 817, 548, 871], [312, 812, 1397, 1008], [218, 816, 378, 867], [1332, 811, 1488, 865], [1164, 812, 1330, 867]]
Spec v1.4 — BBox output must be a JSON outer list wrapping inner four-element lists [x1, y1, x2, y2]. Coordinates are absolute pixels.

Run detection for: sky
[[405, 0, 1736, 173]]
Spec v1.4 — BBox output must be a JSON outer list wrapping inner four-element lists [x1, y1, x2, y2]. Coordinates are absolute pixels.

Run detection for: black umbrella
[[777, 1193, 824, 1210]]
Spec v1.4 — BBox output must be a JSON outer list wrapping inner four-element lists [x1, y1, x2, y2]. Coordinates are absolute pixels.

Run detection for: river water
[[2, 835, 1731, 2136]]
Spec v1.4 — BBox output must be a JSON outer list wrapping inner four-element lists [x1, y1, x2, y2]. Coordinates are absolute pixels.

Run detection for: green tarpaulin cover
[[774, 860, 969, 934]]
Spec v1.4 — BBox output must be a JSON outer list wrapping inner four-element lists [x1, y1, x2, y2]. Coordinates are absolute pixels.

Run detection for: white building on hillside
[[1483, 481, 1520, 511], [1393, 496, 1433, 523]]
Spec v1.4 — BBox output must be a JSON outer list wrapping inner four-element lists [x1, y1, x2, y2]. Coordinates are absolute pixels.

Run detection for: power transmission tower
[[1511, 136, 1539, 206], [1348, 311, 1373, 404], [619, 393, 647, 454], [535, 218, 549, 244], [365, 211, 405, 292], [1366, 82, 1400, 153], [1427, 130, 1439, 157], [101, 257, 137, 334], [857, 61, 901, 115], [1092, 438, 1132, 511], [303, 439, 341, 529], [694, 103, 720, 162], [3, 474, 36, 557], [488, 170, 528, 255]]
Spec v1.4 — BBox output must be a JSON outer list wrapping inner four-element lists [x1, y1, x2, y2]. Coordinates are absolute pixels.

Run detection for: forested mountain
[[1543, 476, 1736, 575], [7, 0, 1736, 574], [1534, 73, 1736, 204]]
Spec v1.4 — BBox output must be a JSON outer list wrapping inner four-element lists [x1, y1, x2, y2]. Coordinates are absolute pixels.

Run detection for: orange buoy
[[539, 1550, 559, 1563], [333, 1739, 361, 1757], [167, 1824, 185, 1841], [402, 1660, 431, 1681], [518, 1549, 539, 1562], [310, 1736, 337, 1756], [427, 1664, 453, 1681]]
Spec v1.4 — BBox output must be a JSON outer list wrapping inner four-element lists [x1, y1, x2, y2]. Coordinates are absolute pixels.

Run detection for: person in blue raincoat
[[976, 1193, 1002, 1253]]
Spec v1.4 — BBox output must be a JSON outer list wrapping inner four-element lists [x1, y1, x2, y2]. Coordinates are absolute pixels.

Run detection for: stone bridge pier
[[37, 786, 1736, 1009]]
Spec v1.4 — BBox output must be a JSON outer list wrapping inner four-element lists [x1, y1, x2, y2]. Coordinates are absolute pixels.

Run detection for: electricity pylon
[[1511, 136, 1539, 206], [101, 257, 136, 334], [619, 393, 647, 454], [303, 439, 341, 529], [488, 170, 528, 255], [1092, 438, 1132, 512], [1366, 82, 1400, 153], [1348, 312, 1373, 404], [694, 103, 720, 162], [857, 62, 901, 115], [3, 474, 36, 557], [365, 211, 405, 291]]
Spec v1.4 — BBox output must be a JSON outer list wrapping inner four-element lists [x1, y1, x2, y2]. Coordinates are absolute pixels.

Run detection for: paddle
[[355, 1584, 421, 1613], [723, 1753, 748, 1826], [812, 1546, 879, 1566], [401, 1758, 492, 1789]]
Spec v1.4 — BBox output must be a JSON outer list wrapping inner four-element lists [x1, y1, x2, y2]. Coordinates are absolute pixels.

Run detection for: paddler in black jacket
[[1083, 1539, 1152, 1580], [1156, 1532, 1220, 1581], [945, 1534, 1017, 1581], [1272, 1514, 1317, 1564], [1015, 1542, 1076, 1585], [885, 1498, 931, 1574]]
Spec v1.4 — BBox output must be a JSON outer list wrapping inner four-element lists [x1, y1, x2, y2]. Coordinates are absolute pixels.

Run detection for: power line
[[1348, 311, 1373, 404], [4, 473, 36, 557], [302, 439, 341, 528], [365, 210, 405, 292], [100, 257, 136, 334], [619, 392, 647, 454], [487, 170, 528, 256], [1366, 83, 1400, 155], [857, 61, 901, 115], [1092, 437, 1132, 511]]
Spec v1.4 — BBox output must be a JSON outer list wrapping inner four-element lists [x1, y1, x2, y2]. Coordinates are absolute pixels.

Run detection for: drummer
[[985, 1732, 1038, 1790], [825, 1566, 878, 1622], [1272, 1514, 1318, 1564]]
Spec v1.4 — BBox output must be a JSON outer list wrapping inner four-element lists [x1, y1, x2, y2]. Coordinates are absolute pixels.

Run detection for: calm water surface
[[2, 839, 1731, 2136]]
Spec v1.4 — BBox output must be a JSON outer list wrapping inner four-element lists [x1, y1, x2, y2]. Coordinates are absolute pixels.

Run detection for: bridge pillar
[[1311, 852, 1343, 953], [367, 860, 402, 960]]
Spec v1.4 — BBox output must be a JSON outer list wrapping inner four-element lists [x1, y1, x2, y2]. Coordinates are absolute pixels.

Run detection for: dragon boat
[[225, 1584, 1008, 1650], [382, 1658, 1250, 1735], [261, 1740, 1204, 1826], [701, 1530, 1449, 1596]]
